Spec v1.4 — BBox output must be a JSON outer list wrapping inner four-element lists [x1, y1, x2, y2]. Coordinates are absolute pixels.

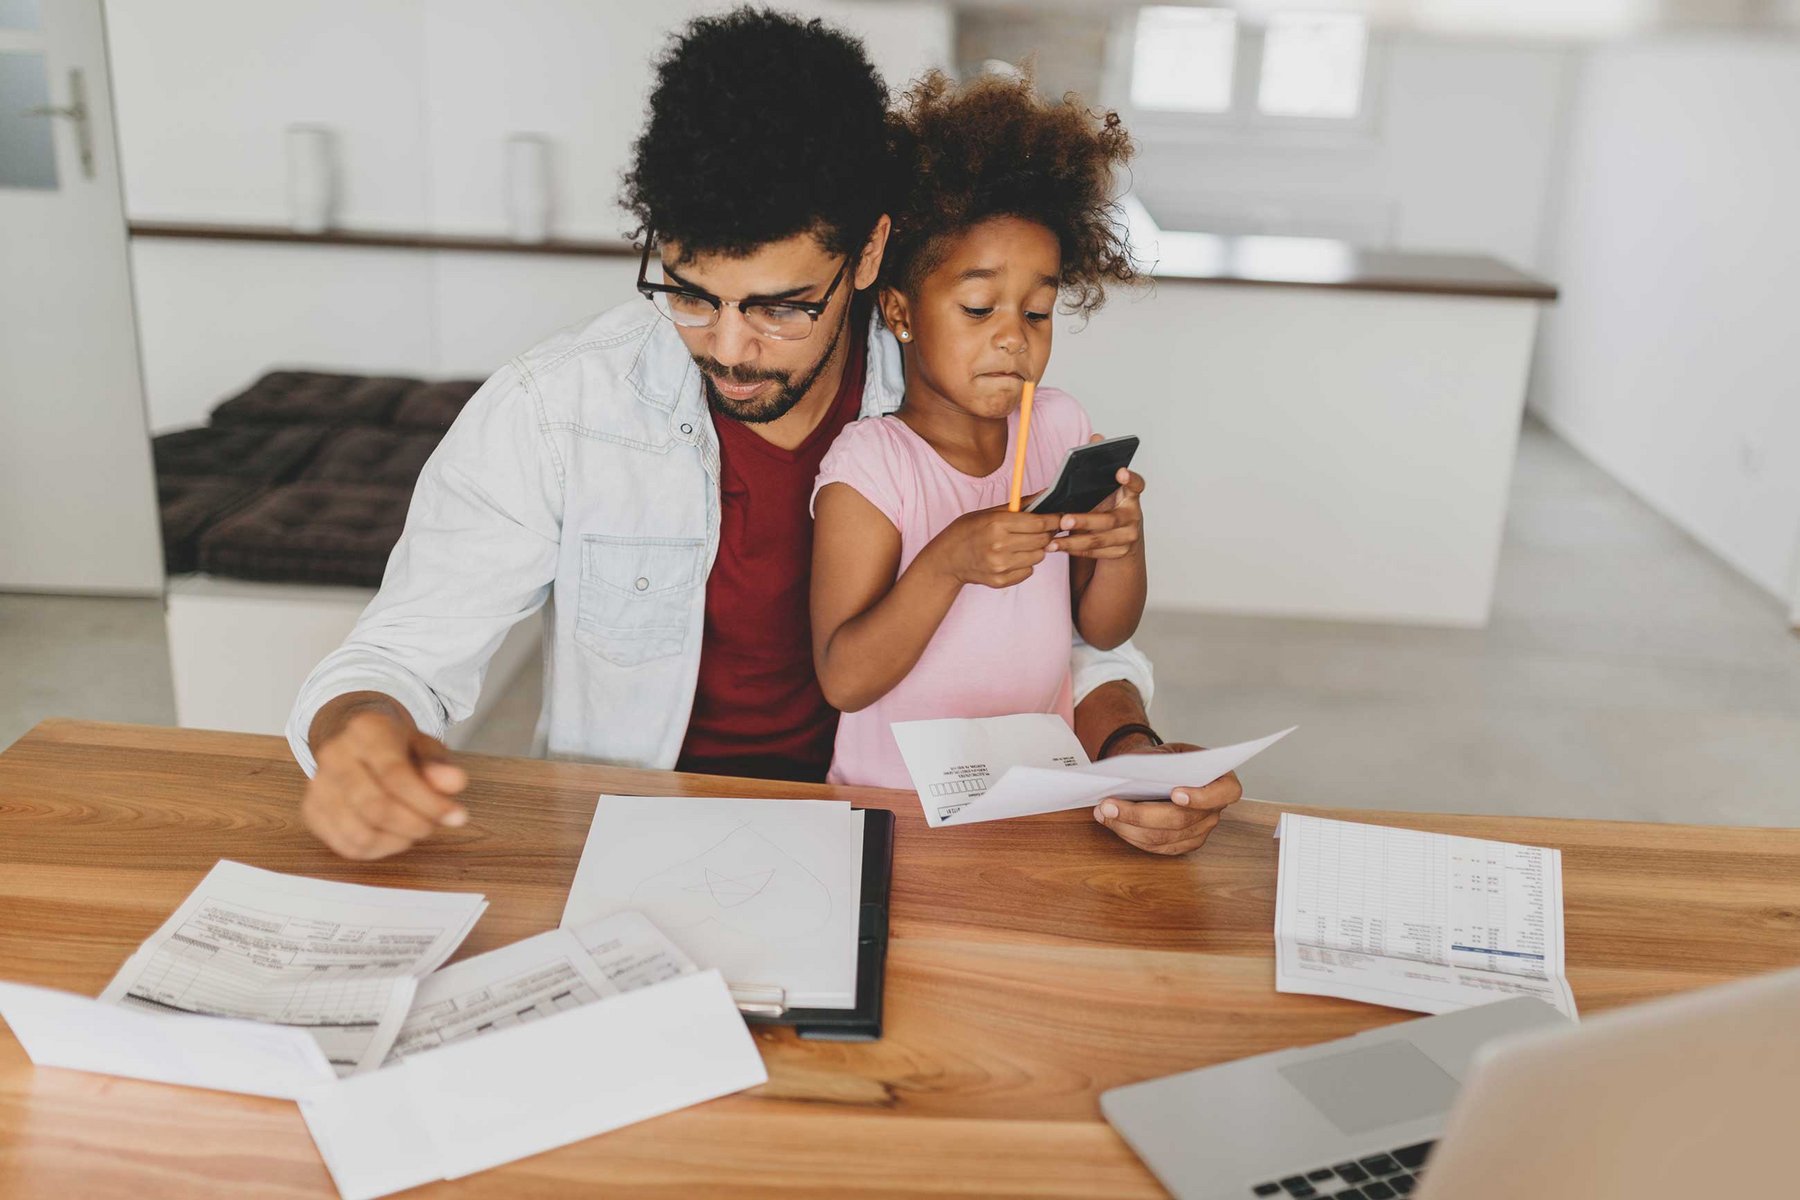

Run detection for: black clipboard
[[739, 807, 893, 1042]]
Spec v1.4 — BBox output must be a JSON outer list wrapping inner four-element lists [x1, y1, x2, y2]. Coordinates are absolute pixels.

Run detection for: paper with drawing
[[560, 796, 862, 1009]]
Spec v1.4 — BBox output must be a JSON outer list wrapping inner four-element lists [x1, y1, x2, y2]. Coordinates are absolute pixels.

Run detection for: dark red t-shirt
[[676, 314, 868, 783]]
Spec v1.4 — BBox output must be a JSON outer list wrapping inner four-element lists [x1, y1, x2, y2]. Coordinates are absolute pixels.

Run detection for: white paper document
[[381, 913, 696, 1066], [301, 969, 767, 1200], [561, 796, 863, 1010], [0, 979, 337, 1100], [383, 928, 617, 1065], [892, 714, 1295, 827], [1273, 813, 1577, 1020], [98, 860, 487, 1075], [571, 909, 699, 992]]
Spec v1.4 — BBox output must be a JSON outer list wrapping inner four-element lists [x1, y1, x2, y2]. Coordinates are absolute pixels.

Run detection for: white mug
[[505, 134, 552, 243], [285, 125, 336, 234]]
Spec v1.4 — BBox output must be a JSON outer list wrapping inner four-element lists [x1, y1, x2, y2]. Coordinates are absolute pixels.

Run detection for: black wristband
[[1099, 722, 1163, 759]]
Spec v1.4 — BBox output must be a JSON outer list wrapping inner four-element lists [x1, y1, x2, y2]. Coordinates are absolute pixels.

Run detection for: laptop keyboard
[[1249, 1139, 1434, 1198]]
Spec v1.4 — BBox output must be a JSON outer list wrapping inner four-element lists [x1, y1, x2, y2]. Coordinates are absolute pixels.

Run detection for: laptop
[[1102, 965, 1800, 1200]]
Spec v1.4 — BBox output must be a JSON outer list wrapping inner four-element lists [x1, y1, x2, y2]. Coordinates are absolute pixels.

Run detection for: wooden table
[[4, 720, 1799, 1198]]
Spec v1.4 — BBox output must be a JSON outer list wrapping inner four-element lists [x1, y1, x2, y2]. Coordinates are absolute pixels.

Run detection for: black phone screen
[[1026, 435, 1140, 514]]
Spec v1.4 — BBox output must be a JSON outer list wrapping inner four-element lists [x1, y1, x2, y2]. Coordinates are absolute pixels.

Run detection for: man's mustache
[[692, 357, 787, 386]]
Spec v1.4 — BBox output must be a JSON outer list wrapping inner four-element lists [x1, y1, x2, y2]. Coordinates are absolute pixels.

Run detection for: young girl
[[810, 70, 1146, 790]]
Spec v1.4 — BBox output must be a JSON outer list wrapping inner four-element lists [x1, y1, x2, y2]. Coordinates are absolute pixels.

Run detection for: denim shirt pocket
[[576, 534, 706, 667]]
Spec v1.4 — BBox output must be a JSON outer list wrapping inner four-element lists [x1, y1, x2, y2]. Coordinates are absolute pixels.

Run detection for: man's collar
[[627, 300, 904, 427]]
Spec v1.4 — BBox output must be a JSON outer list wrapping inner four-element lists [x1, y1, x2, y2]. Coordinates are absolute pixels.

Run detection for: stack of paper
[[100, 860, 488, 1075], [892, 713, 1295, 827], [1273, 813, 1577, 1019], [561, 795, 864, 1010], [0, 863, 768, 1200]]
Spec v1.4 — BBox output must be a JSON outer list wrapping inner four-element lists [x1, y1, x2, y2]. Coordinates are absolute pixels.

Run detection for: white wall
[[106, 0, 951, 237], [106, 2, 431, 230], [129, 238, 643, 432], [1127, 34, 1580, 274], [1050, 285, 1540, 625], [106, 0, 952, 429], [1530, 34, 1800, 603]]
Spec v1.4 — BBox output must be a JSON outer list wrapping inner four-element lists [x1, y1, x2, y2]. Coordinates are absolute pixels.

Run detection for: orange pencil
[[1007, 380, 1037, 512]]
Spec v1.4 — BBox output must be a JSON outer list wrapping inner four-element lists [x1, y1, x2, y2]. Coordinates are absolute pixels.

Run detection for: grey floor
[[5, 420, 1798, 826]]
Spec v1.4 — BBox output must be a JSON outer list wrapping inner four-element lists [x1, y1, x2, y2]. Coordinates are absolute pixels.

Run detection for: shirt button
[[635, 577, 649, 591], [679, 422, 694, 435]]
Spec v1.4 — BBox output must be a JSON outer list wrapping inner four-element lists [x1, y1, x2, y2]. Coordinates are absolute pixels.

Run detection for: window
[[1121, 7, 1372, 130], [1129, 7, 1237, 114], [1258, 13, 1368, 119]]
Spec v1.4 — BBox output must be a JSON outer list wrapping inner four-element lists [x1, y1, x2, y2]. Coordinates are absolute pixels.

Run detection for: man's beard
[[696, 305, 851, 425]]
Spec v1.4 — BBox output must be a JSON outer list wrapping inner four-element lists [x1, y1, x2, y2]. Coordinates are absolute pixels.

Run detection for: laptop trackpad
[[1277, 1041, 1458, 1136]]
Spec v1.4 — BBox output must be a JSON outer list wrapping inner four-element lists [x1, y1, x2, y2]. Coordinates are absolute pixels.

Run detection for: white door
[[0, 0, 161, 593]]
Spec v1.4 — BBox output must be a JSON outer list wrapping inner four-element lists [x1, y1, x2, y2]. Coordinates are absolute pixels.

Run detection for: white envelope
[[301, 969, 767, 1200], [0, 979, 337, 1101]]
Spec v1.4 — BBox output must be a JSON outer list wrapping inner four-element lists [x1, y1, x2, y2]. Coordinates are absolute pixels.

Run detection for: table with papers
[[4, 721, 1800, 1198], [0, 860, 764, 1200]]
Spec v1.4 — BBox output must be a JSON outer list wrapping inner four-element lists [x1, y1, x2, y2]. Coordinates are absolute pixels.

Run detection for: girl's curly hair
[[882, 69, 1138, 315]]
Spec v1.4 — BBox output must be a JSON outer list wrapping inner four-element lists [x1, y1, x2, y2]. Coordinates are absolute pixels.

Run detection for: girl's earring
[[897, 328, 911, 342]]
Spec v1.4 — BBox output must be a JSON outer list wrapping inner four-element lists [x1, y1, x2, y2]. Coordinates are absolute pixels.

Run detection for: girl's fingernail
[[1102, 803, 1119, 819], [1173, 791, 1191, 806], [1093, 806, 1106, 823]]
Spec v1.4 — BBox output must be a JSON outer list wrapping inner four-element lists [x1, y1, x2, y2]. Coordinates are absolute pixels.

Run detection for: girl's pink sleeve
[[811, 417, 908, 530]]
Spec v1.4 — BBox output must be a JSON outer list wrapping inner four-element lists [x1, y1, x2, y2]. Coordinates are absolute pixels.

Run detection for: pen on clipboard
[[1007, 379, 1037, 513]]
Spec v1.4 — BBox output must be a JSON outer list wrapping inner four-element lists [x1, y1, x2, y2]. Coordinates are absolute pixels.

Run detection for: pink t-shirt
[[811, 387, 1093, 788]]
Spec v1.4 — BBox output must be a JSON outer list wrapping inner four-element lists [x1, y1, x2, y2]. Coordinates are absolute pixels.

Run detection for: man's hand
[[1093, 741, 1242, 856], [302, 698, 469, 860]]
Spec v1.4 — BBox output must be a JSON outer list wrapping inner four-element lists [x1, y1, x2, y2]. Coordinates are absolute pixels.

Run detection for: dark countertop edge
[[128, 221, 1559, 302], [1149, 270, 1559, 302], [128, 221, 639, 259]]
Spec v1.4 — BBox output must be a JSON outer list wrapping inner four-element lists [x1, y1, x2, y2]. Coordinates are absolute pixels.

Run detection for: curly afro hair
[[883, 69, 1137, 315], [622, 7, 893, 263]]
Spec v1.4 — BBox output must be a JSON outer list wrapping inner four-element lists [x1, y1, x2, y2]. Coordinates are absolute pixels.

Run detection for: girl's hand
[[926, 506, 1063, 589], [1053, 458, 1146, 560]]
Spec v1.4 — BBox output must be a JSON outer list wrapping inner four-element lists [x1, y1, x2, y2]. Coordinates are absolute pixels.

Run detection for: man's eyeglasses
[[636, 233, 851, 342]]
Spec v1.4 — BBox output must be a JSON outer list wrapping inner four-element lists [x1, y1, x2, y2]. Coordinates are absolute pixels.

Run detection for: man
[[289, 7, 1239, 860]]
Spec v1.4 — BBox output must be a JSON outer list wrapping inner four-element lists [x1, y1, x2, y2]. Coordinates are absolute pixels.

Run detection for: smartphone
[[1026, 435, 1140, 514]]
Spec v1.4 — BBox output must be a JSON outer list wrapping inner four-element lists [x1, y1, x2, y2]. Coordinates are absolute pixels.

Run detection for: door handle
[[19, 68, 94, 180]]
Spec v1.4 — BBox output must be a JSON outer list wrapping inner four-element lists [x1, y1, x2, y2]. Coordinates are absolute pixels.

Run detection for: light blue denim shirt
[[286, 300, 1153, 776]]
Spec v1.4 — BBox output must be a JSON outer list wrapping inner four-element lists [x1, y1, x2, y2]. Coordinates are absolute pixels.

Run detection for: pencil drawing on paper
[[684, 867, 776, 907], [631, 820, 833, 940]]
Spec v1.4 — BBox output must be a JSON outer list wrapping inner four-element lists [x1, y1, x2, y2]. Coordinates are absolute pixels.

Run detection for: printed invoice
[[1273, 813, 1577, 1019], [382, 913, 696, 1065], [892, 714, 1293, 827], [98, 860, 487, 1074]]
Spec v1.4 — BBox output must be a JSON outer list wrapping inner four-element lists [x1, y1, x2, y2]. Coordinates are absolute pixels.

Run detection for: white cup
[[285, 125, 336, 234], [505, 134, 552, 243]]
